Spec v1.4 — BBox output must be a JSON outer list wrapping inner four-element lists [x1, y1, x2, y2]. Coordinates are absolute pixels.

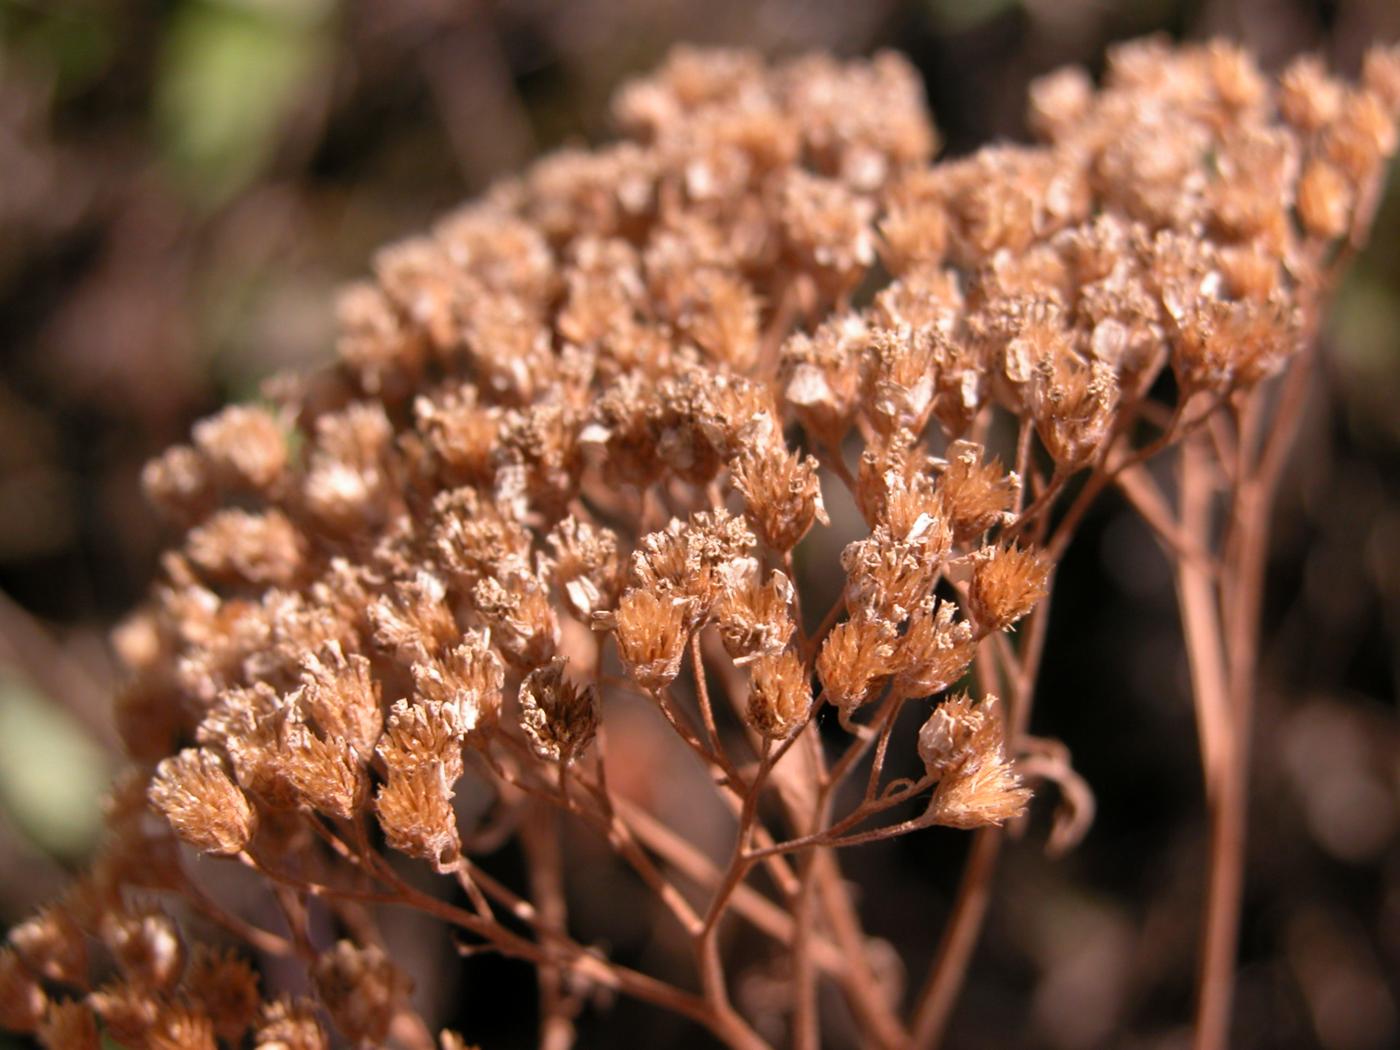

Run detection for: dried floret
[[1031, 356, 1119, 468], [892, 599, 976, 699], [716, 569, 795, 666], [817, 616, 896, 722], [731, 444, 828, 552], [1296, 158, 1353, 240], [295, 643, 382, 759], [302, 402, 397, 532], [191, 404, 288, 494], [87, 981, 159, 1047], [102, 905, 183, 992], [841, 527, 945, 624], [141, 445, 215, 522], [369, 573, 461, 667], [147, 1004, 218, 1050], [471, 568, 559, 669], [410, 635, 504, 738], [377, 698, 471, 779], [939, 441, 1019, 544], [281, 721, 363, 821], [543, 516, 622, 620], [185, 509, 306, 588]]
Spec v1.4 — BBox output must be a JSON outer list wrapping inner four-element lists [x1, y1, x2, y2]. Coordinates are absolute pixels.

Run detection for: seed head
[[185, 947, 261, 1043], [716, 569, 796, 666], [9, 905, 87, 987], [893, 599, 976, 699]]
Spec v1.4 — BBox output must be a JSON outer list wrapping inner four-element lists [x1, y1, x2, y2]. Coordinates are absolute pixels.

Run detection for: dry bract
[[5, 36, 1396, 1050]]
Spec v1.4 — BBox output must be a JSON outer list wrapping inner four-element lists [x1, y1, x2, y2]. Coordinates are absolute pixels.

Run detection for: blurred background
[[0, 0, 1397, 1047]]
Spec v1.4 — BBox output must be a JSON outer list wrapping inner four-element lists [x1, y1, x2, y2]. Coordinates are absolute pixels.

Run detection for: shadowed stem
[[908, 587, 1051, 1049]]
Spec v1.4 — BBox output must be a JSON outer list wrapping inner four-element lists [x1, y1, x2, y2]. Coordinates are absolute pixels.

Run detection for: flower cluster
[[4, 39, 1397, 1049]]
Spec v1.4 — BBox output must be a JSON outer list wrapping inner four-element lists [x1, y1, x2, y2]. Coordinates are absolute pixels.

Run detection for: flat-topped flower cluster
[[2, 38, 1396, 1050]]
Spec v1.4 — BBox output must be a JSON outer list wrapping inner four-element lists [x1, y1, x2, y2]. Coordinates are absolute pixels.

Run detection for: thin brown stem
[[521, 804, 577, 1050], [910, 828, 1003, 1049]]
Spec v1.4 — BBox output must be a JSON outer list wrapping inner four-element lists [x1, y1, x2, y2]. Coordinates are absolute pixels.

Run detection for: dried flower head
[[746, 649, 812, 739], [918, 694, 1030, 828], [102, 905, 184, 991], [939, 440, 1019, 544], [312, 941, 411, 1048], [731, 444, 828, 552], [0, 948, 45, 1033], [968, 544, 1051, 632], [519, 658, 599, 762], [147, 748, 258, 856], [716, 569, 796, 666], [893, 599, 977, 699], [148, 1005, 218, 1050], [281, 720, 363, 821], [254, 997, 328, 1050], [817, 616, 896, 722], [375, 761, 461, 870], [9, 906, 87, 987], [609, 588, 693, 692], [87, 981, 160, 1048], [36, 999, 99, 1050], [544, 516, 622, 620], [185, 947, 261, 1043], [191, 404, 289, 494]]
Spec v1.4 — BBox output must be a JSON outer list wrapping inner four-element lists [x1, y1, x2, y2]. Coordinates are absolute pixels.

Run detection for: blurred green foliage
[[155, 0, 333, 205], [0, 675, 109, 859]]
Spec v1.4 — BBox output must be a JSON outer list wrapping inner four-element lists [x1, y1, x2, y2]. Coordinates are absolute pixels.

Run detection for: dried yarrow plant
[[3, 37, 1397, 1050]]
